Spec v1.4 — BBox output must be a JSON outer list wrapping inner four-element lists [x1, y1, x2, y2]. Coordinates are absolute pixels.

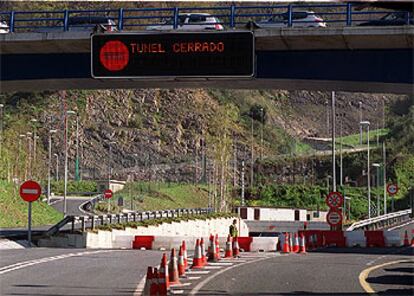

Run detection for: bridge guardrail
[[1, 4, 412, 33], [346, 208, 412, 231], [46, 207, 214, 234]]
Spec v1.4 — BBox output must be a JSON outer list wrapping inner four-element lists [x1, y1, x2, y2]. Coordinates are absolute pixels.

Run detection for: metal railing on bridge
[[346, 208, 412, 231], [1, 3, 412, 33]]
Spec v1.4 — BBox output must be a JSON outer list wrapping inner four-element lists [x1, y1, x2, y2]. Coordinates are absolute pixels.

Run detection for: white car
[[146, 13, 224, 31], [0, 20, 9, 33], [252, 11, 327, 28]]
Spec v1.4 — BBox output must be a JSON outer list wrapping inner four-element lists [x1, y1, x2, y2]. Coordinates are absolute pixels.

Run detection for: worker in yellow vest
[[229, 219, 238, 238]]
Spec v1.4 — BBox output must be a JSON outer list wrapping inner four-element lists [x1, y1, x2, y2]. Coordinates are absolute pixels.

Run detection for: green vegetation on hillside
[[0, 181, 63, 227], [335, 128, 389, 148], [95, 182, 209, 213]]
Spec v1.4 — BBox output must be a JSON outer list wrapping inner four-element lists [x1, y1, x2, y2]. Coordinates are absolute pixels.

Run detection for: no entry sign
[[326, 191, 343, 209], [387, 184, 398, 195], [104, 189, 113, 199], [327, 209, 342, 226], [19, 180, 42, 202]]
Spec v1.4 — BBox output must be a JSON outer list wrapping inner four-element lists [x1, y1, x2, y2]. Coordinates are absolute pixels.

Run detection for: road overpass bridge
[[1, 26, 413, 93]]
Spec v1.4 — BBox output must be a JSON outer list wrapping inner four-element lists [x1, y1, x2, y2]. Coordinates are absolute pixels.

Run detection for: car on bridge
[[146, 13, 224, 31], [358, 12, 413, 26], [38, 16, 117, 33], [247, 10, 327, 29], [0, 20, 9, 33]]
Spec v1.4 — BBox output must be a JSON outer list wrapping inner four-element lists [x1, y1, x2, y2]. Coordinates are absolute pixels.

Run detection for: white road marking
[[170, 282, 192, 287], [187, 276, 201, 280], [189, 256, 272, 295], [170, 290, 184, 294], [186, 270, 210, 274], [203, 266, 222, 269], [206, 262, 234, 266], [0, 250, 116, 275]]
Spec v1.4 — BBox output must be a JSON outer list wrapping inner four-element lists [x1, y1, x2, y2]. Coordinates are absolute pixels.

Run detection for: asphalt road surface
[[49, 196, 94, 216]]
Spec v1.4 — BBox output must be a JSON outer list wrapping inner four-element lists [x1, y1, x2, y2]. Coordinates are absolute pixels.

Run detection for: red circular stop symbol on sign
[[19, 180, 42, 202], [99, 40, 129, 71], [104, 189, 113, 199]]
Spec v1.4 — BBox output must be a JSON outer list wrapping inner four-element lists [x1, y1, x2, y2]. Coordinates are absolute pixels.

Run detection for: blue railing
[[0, 4, 412, 33]]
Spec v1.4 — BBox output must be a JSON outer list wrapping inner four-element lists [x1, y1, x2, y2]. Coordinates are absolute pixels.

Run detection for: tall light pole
[[54, 153, 59, 181], [0, 104, 4, 158], [250, 115, 254, 187], [64, 110, 76, 216], [359, 101, 363, 145], [47, 129, 57, 204], [75, 115, 80, 181], [360, 121, 371, 218], [383, 141, 387, 214], [108, 141, 116, 213], [18, 134, 26, 181], [260, 107, 264, 160], [373, 163, 381, 216], [325, 99, 329, 136], [30, 118, 38, 178], [26, 132, 32, 178], [339, 112, 344, 187], [331, 91, 336, 192]]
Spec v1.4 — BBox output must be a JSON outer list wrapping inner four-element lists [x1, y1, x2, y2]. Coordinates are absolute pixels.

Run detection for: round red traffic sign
[[387, 184, 398, 195], [104, 189, 113, 199], [326, 209, 342, 226], [99, 40, 129, 71], [325, 191, 344, 209], [19, 180, 42, 202]]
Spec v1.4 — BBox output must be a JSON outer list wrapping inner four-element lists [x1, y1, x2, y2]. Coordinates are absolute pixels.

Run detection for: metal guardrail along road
[[346, 208, 412, 231], [0, 3, 412, 33]]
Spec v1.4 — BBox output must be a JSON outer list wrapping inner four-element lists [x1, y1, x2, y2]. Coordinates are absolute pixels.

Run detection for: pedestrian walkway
[[0, 238, 30, 249]]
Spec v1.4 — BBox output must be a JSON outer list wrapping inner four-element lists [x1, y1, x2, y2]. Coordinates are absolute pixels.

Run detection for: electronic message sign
[[91, 32, 254, 78]]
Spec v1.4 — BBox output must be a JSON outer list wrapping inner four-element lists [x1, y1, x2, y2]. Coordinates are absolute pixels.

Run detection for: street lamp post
[[0, 104, 4, 158], [360, 121, 371, 218], [18, 134, 26, 180], [26, 132, 32, 178], [108, 141, 116, 213], [383, 141, 387, 214], [54, 153, 59, 181], [30, 119, 38, 178], [260, 107, 264, 160], [331, 91, 336, 192], [47, 129, 57, 204], [64, 110, 76, 216], [75, 115, 80, 181], [373, 163, 381, 216], [359, 101, 363, 145], [339, 112, 344, 187]]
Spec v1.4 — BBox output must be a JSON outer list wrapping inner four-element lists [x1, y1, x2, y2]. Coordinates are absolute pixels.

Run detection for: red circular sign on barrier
[[99, 40, 129, 71], [19, 180, 42, 202], [386, 184, 398, 195], [327, 209, 342, 226], [104, 189, 113, 199], [326, 191, 343, 209]]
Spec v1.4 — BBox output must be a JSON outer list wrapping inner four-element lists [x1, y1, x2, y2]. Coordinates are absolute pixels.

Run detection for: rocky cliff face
[[0, 88, 405, 182]]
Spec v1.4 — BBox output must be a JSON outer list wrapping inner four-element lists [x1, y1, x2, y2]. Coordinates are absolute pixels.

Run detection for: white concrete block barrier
[[344, 230, 366, 247]]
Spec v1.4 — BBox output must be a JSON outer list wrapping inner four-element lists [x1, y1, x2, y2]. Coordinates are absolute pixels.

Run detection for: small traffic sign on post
[[386, 184, 398, 195], [326, 191, 344, 209], [104, 189, 113, 199], [19, 180, 42, 247], [327, 209, 343, 227]]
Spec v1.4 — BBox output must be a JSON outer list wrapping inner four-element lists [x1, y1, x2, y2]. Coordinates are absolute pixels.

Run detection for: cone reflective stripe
[[182, 240, 188, 269], [191, 239, 204, 269], [289, 233, 293, 252], [160, 253, 170, 288], [208, 234, 218, 262], [282, 232, 290, 253], [232, 236, 240, 257], [200, 238, 207, 265], [299, 232, 307, 254], [292, 233, 299, 253], [169, 248, 181, 285], [403, 231, 410, 246], [225, 235, 233, 258], [143, 266, 153, 296], [178, 246, 186, 276], [215, 234, 221, 260], [156, 267, 167, 296]]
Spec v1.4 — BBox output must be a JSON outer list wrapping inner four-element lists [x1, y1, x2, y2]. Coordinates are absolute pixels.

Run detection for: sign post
[[19, 180, 42, 247], [325, 191, 344, 230], [387, 184, 398, 212], [104, 189, 113, 213]]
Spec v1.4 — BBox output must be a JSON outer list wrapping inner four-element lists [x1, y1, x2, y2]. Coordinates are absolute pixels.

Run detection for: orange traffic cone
[[143, 266, 153, 296], [159, 253, 170, 289], [292, 233, 299, 253], [169, 248, 181, 285], [200, 238, 207, 266], [191, 239, 204, 269], [215, 234, 221, 260], [282, 232, 290, 253], [178, 246, 186, 277], [299, 232, 307, 254], [182, 240, 188, 269], [233, 236, 240, 258], [156, 267, 167, 296], [403, 231, 410, 246], [208, 234, 218, 262], [225, 235, 233, 258]]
